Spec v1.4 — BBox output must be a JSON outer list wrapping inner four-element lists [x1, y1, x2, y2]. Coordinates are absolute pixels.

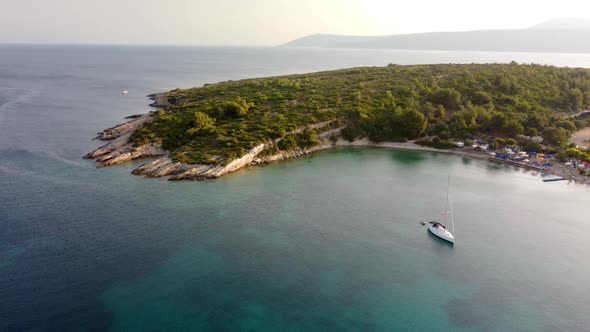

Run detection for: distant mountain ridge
[[283, 19, 590, 53], [530, 18, 590, 30]]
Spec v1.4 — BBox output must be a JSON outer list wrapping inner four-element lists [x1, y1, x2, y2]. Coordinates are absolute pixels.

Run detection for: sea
[[1, 45, 590, 331]]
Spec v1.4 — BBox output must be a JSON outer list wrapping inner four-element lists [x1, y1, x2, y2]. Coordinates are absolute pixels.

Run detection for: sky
[[1, 0, 590, 45]]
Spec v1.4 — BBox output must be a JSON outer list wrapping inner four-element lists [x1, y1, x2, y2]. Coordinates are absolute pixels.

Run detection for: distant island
[[283, 19, 590, 53], [85, 63, 590, 181]]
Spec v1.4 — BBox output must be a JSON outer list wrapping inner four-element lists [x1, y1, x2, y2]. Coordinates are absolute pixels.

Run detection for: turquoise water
[[2, 46, 590, 331], [95, 148, 590, 331]]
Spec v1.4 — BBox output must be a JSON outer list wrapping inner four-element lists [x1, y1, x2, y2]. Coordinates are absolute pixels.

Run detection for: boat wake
[[0, 88, 39, 124]]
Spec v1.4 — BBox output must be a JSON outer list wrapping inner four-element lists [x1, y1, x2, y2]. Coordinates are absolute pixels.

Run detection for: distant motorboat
[[121, 90, 128, 95], [543, 177, 568, 182], [426, 176, 455, 244]]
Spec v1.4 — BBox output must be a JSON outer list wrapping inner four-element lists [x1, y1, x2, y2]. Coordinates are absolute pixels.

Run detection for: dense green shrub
[[416, 138, 456, 149], [524, 127, 538, 137], [524, 141, 542, 153], [278, 134, 298, 151], [129, 63, 590, 165], [298, 129, 319, 148], [542, 127, 569, 146], [221, 99, 250, 118]]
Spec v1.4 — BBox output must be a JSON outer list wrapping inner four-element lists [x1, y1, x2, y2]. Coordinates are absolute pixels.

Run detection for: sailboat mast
[[449, 192, 455, 234], [447, 175, 455, 234], [444, 175, 450, 226]]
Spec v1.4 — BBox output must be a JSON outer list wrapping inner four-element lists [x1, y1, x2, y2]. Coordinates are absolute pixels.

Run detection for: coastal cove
[[3, 46, 590, 331], [84, 62, 590, 184], [86, 110, 590, 184]]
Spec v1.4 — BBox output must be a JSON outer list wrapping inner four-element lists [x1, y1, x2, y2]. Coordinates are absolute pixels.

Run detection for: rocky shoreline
[[84, 108, 342, 180], [84, 107, 589, 184]]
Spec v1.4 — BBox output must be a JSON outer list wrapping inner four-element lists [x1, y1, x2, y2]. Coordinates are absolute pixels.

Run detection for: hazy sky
[[2, 0, 590, 45]]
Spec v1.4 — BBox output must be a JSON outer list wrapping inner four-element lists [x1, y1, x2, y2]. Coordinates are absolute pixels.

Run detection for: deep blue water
[[2, 45, 590, 331]]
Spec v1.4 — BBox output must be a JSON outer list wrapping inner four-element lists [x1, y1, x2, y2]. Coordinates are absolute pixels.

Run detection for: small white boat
[[427, 221, 455, 243], [426, 176, 455, 244], [121, 90, 128, 95]]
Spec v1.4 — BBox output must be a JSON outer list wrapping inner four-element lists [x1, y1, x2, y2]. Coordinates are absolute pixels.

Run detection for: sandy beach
[[334, 138, 489, 160], [325, 138, 590, 185]]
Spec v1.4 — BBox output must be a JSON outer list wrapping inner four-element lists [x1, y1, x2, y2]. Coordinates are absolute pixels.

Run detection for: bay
[[1, 45, 590, 331]]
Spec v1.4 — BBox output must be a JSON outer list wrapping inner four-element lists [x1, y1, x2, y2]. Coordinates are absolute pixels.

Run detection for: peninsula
[[85, 63, 590, 181]]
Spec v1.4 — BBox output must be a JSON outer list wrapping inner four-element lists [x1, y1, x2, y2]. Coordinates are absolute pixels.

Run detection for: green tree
[[222, 98, 250, 118], [471, 91, 493, 105], [434, 105, 447, 120], [399, 108, 428, 138], [429, 88, 462, 110], [298, 129, 319, 148], [422, 102, 436, 122], [524, 127, 538, 137], [566, 148, 582, 158], [501, 120, 524, 138], [542, 127, 569, 146], [193, 112, 215, 130], [487, 112, 507, 133], [555, 151, 568, 162], [341, 125, 363, 142], [278, 134, 298, 150], [555, 120, 576, 132], [525, 114, 548, 130], [524, 141, 542, 153], [579, 152, 590, 162], [449, 115, 468, 138], [569, 88, 584, 111], [186, 112, 216, 136]]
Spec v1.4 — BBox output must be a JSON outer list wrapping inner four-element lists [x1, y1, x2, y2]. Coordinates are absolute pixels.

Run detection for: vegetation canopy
[[131, 63, 590, 165]]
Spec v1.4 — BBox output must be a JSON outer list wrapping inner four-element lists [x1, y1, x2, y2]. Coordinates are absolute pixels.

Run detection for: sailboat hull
[[427, 224, 455, 244]]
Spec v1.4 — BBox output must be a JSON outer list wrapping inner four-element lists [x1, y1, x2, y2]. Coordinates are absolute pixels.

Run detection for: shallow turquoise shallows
[[99, 148, 590, 331], [1, 45, 590, 331]]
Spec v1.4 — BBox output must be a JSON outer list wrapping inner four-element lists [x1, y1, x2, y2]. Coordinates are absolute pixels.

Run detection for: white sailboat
[[427, 176, 455, 244]]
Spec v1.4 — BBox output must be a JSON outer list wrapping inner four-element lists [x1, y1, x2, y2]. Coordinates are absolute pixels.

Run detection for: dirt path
[[571, 127, 590, 147]]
